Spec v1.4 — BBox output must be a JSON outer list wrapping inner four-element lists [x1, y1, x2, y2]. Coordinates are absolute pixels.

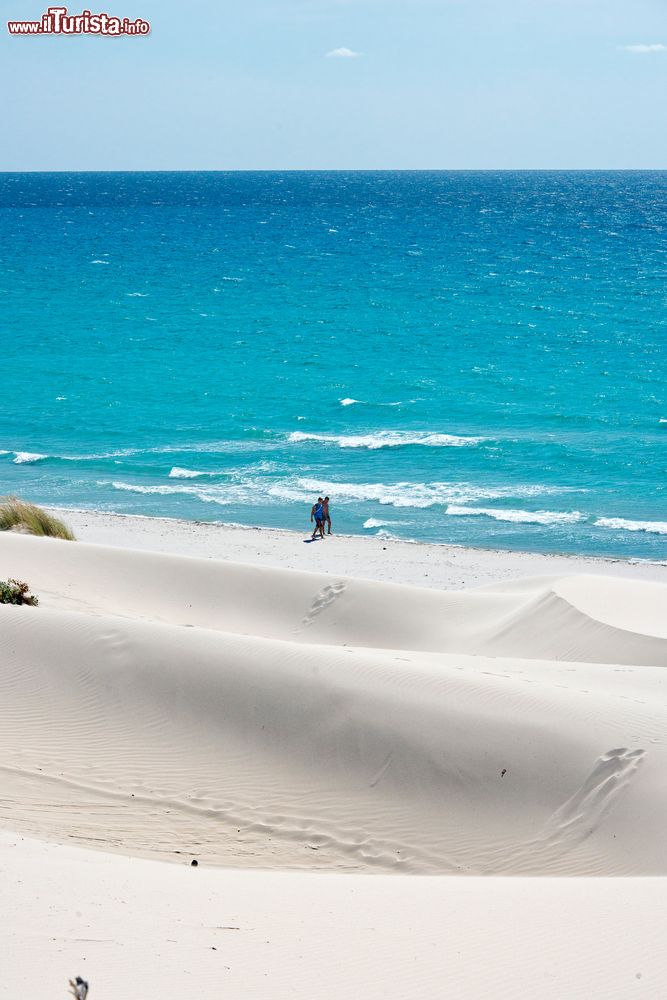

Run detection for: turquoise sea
[[0, 171, 665, 559]]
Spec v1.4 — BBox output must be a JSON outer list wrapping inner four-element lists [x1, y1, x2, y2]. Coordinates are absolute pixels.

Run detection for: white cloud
[[325, 47, 362, 59], [618, 43, 666, 54]]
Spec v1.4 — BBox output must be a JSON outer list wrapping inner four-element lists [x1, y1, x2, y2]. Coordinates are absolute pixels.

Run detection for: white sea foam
[[168, 467, 219, 479], [337, 399, 409, 409], [102, 480, 248, 506], [91, 260, 109, 265], [107, 481, 202, 496], [13, 452, 49, 465], [270, 477, 571, 509], [74, 448, 138, 461], [126, 292, 148, 297], [146, 439, 279, 457], [595, 517, 667, 536], [363, 518, 412, 529], [287, 431, 485, 450], [98, 473, 581, 518], [445, 506, 584, 526], [168, 467, 203, 479], [12, 449, 138, 465]]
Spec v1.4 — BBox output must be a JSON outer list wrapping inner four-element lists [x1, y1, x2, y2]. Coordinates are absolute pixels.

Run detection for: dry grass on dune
[[0, 497, 75, 540]]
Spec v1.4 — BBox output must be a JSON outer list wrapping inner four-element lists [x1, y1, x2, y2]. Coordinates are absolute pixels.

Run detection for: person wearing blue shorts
[[311, 497, 325, 540]]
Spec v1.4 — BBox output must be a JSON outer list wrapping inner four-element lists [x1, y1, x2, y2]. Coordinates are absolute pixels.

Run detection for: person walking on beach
[[322, 496, 332, 535], [311, 497, 325, 540]]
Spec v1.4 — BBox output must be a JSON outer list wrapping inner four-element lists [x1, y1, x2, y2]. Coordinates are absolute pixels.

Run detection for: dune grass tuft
[[0, 496, 76, 540]]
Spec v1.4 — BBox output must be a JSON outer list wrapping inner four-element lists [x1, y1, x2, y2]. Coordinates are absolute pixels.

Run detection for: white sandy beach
[[51, 506, 667, 589], [2, 511, 667, 997]]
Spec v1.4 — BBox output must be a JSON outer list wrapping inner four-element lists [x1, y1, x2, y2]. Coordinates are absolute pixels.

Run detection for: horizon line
[[1, 167, 666, 174]]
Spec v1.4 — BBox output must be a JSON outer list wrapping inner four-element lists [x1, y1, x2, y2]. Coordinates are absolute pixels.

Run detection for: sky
[[1, 0, 666, 169]]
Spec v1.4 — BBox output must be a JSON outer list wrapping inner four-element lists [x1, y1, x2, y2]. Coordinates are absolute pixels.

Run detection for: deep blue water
[[0, 171, 665, 558]]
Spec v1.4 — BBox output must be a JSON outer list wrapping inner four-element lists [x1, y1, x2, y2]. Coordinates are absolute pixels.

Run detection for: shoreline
[[48, 505, 667, 589]]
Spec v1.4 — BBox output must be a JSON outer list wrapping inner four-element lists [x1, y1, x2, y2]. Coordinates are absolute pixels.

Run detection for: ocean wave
[[287, 431, 485, 450], [595, 517, 667, 536], [75, 448, 139, 461], [5, 440, 282, 470], [105, 481, 200, 496], [104, 480, 217, 497], [271, 478, 572, 509], [100, 475, 570, 515], [12, 449, 138, 465], [147, 439, 280, 456], [101, 480, 250, 506], [445, 505, 584, 526], [168, 467, 220, 479], [362, 517, 413, 529], [337, 399, 412, 409], [13, 452, 49, 465]]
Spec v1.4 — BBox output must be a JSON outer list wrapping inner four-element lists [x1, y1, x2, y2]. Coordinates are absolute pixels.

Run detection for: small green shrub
[[0, 579, 39, 606], [0, 496, 75, 540]]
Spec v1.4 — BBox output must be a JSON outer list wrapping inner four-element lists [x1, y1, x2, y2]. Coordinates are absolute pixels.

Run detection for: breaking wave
[[445, 506, 584, 526], [168, 467, 221, 479], [269, 478, 574, 509], [101, 476, 571, 513], [11, 449, 137, 465], [287, 431, 485, 449], [595, 517, 667, 536], [100, 481, 246, 506], [13, 452, 49, 465]]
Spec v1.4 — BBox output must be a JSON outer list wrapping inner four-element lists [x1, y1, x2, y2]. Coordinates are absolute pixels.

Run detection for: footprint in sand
[[540, 747, 646, 846], [494, 747, 647, 873], [298, 581, 347, 630]]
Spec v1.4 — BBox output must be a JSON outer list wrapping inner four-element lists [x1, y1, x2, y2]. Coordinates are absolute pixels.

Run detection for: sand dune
[[1, 531, 666, 876]]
